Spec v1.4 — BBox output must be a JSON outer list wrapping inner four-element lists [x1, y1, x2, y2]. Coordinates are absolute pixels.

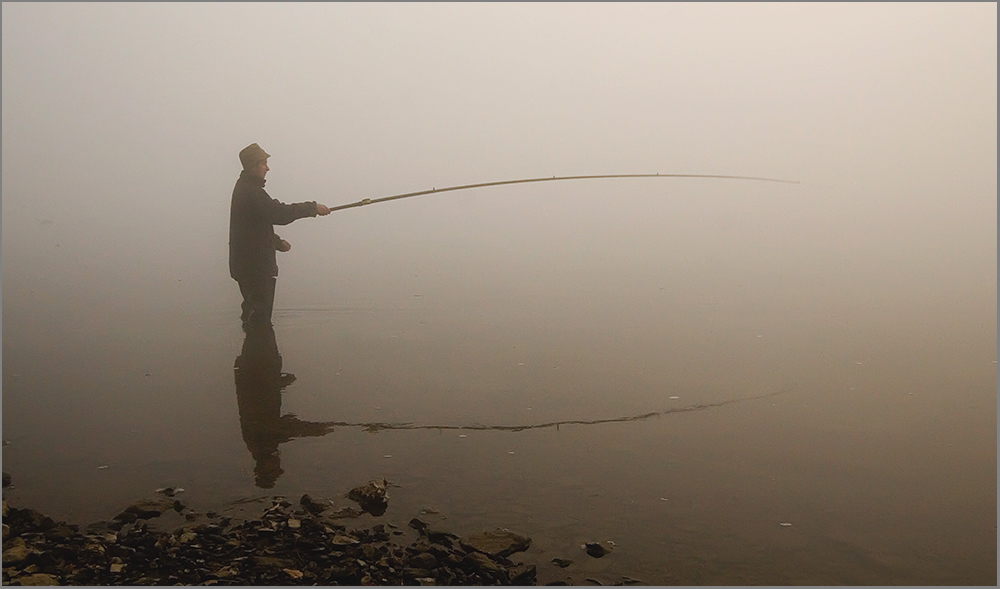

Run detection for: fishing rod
[[328, 173, 799, 213]]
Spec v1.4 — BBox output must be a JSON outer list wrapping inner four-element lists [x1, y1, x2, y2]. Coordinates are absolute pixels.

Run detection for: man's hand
[[277, 239, 292, 252], [316, 203, 331, 216]]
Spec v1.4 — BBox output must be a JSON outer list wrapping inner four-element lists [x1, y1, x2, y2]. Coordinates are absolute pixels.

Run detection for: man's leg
[[238, 281, 255, 324], [238, 276, 277, 327]]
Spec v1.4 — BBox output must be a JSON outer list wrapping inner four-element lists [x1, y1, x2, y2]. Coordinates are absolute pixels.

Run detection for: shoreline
[[2, 486, 542, 586]]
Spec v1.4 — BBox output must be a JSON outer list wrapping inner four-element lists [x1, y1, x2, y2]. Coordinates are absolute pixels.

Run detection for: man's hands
[[276, 239, 292, 252], [316, 203, 331, 216]]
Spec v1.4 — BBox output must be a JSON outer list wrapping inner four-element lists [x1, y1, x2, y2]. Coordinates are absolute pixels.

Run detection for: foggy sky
[[2, 3, 996, 332]]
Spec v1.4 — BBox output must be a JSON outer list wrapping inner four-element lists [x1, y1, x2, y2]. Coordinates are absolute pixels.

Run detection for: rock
[[463, 551, 504, 576], [327, 506, 362, 519], [253, 555, 295, 568], [348, 479, 389, 516], [409, 517, 458, 544], [115, 498, 183, 520], [584, 542, 610, 558], [551, 557, 573, 568], [3, 472, 11, 488], [154, 486, 182, 497], [299, 494, 328, 514], [2, 537, 31, 564], [0, 492, 553, 586], [331, 534, 360, 546], [510, 563, 537, 585], [13, 573, 60, 586], [462, 528, 532, 557], [410, 551, 438, 570]]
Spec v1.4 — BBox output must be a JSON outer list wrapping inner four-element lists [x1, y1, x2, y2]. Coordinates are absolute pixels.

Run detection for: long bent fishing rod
[[328, 173, 798, 213]]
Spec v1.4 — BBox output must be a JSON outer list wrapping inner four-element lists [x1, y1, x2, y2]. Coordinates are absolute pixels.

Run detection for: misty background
[[2, 4, 996, 584]]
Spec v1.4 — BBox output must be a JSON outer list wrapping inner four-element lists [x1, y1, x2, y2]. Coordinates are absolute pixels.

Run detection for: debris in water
[[97, 466, 109, 470], [779, 522, 792, 527], [458, 434, 467, 438], [668, 396, 680, 400], [658, 497, 668, 502], [508, 452, 515, 455]]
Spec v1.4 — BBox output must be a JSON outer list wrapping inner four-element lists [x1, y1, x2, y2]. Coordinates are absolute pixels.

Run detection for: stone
[[463, 551, 504, 576], [14, 573, 60, 586], [327, 506, 362, 519], [510, 563, 537, 585], [551, 557, 573, 568], [584, 542, 609, 558], [0, 492, 549, 586], [2, 472, 10, 488], [409, 551, 438, 570], [115, 498, 182, 520], [348, 479, 389, 516], [299, 494, 328, 514], [462, 528, 532, 557], [2, 538, 31, 564]]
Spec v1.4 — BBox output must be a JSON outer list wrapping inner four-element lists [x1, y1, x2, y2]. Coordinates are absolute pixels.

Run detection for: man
[[229, 143, 331, 328]]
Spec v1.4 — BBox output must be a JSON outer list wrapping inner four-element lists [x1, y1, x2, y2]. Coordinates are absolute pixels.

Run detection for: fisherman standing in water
[[229, 143, 331, 329]]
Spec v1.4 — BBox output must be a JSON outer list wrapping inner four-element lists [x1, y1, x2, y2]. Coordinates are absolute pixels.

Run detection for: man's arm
[[267, 197, 319, 226], [272, 233, 291, 252]]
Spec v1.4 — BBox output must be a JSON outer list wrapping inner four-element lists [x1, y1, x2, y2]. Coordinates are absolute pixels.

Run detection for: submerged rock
[[462, 528, 532, 557], [114, 498, 183, 521], [583, 542, 610, 558]]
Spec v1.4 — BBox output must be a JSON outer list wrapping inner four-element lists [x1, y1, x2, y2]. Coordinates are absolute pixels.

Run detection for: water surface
[[3, 181, 995, 585]]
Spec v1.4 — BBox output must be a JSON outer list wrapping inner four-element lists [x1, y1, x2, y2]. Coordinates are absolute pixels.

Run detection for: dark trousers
[[238, 276, 277, 327]]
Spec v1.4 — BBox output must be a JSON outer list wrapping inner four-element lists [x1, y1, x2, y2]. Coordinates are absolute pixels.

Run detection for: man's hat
[[239, 143, 270, 169]]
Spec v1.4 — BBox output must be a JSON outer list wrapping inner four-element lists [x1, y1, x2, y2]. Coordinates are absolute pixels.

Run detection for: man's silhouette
[[234, 323, 335, 488]]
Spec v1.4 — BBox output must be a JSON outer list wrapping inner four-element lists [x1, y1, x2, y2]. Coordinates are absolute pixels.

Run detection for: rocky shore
[[2, 478, 539, 586]]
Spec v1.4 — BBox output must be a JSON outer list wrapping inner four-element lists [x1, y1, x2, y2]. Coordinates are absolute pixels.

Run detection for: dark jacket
[[229, 170, 317, 281]]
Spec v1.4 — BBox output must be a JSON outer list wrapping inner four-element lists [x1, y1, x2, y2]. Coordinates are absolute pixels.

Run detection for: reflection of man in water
[[229, 143, 331, 329], [234, 323, 335, 488]]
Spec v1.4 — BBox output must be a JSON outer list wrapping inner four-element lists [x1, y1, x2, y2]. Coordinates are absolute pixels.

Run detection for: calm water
[[2, 183, 996, 584]]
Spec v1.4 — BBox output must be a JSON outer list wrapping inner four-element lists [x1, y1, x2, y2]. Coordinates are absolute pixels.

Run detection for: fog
[[2, 3, 996, 584]]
